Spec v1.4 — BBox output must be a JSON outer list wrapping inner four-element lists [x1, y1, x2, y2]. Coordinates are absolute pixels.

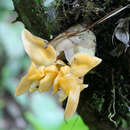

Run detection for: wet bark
[[12, 0, 130, 130]]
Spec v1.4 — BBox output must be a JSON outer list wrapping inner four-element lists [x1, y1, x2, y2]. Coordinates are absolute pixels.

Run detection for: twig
[[49, 4, 130, 44]]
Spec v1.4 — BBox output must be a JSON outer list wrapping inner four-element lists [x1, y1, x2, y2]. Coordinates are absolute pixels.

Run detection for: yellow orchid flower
[[52, 53, 101, 118], [15, 29, 59, 96], [53, 66, 88, 119], [16, 28, 102, 119], [15, 63, 59, 95]]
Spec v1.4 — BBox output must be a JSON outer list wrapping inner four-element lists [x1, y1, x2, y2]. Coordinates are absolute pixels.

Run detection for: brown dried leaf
[[113, 18, 130, 52], [51, 24, 96, 62]]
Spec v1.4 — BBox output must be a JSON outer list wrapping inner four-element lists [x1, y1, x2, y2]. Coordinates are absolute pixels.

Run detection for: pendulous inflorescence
[[15, 25, 102, 119]]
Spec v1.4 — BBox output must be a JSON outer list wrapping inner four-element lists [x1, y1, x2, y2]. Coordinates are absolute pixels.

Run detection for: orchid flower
[[15, 28, 102, 119]]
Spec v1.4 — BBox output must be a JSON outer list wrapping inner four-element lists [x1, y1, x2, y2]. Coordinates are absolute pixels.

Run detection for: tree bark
[[12, 0, 130, 130]]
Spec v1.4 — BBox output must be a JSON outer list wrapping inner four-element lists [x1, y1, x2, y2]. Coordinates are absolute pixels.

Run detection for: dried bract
[[112, 18, 130, 52], [51, 24, 96, 62]]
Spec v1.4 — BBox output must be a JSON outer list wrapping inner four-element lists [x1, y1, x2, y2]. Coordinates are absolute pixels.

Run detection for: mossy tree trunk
[[12, 0, 130, 130]]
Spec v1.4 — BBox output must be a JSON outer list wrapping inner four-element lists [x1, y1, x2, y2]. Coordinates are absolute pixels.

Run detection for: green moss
[[90, 93, 104, 112]]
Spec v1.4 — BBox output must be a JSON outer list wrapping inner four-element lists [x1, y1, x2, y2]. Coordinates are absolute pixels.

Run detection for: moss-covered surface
[[78, 4, 130, 129], [12, 0, 130, 130], [12, 0, 128, 40]]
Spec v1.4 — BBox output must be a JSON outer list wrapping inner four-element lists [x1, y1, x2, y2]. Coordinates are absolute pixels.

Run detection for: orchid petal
[[28, 62, 45, 80], [59, 76, 79, 96], [39, 65, 58, 92], [70, 53, 102, 77], [52, 75, 60, 94], [60, 66, 71, 75], [64, 86, 80, 119], [39, 73, 55, 92], [15, 75, 32, 96], [58, 90, 67, 102], [22, 29, 56, 66]]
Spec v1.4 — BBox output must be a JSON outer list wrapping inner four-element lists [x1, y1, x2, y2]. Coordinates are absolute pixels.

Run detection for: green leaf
[[60, 115, 89, 130], [24, 112, 44, 130]]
